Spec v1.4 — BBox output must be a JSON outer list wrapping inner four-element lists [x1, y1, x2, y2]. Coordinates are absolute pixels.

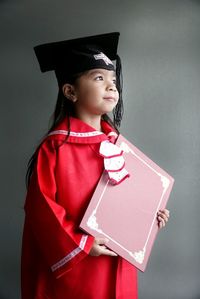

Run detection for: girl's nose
[[107, 81, 117, 91]]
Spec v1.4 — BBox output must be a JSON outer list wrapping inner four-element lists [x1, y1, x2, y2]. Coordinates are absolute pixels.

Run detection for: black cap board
[[34, 32, 120, 86]]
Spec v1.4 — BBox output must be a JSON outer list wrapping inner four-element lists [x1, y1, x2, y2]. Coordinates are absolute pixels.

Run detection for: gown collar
[[47, 116, 118, 144], [47, 117, 129, 184]]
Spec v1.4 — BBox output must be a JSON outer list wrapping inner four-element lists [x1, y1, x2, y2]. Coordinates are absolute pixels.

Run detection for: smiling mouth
[[103, 97, 116, 102]]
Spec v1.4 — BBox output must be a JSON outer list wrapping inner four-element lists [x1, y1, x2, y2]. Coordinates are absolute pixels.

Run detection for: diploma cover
[[80, 135, 174, 271]]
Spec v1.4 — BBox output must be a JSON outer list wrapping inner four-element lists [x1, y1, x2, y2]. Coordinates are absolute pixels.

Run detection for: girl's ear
[[62, 84, 77, 102]]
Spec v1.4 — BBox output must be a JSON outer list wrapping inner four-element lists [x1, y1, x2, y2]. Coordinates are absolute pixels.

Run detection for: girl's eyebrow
[[87, 69, 116, 77]]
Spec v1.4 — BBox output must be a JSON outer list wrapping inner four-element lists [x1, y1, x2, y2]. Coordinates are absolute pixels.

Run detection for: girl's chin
[[102, 103, 117, 112]]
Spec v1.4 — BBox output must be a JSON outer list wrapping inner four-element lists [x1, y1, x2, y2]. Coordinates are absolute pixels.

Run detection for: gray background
[[0, 0, 200, 298]]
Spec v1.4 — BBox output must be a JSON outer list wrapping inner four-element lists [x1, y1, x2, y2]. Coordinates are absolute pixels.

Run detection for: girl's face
[[71, 68, 119, 119]]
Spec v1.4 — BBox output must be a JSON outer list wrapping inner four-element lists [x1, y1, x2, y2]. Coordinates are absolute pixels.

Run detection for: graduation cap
[[34, 32, 121, 86], [34, 32, 123, 127]]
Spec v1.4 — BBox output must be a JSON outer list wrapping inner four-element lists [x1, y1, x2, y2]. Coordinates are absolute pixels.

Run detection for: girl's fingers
[[89, 238, 118, 256], [95, 238, 109, 246], [158, 210, 170, 220], [100, 247, 118, 256], [157, 209, 170, 228], [158, 217, 166, 228], [97, 239, 117, 256], [162, 209, 170, 217], [158, 214, 168, 223]]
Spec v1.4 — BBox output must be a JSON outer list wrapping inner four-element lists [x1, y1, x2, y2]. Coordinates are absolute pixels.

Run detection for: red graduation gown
[[21, 117, 138, 299]]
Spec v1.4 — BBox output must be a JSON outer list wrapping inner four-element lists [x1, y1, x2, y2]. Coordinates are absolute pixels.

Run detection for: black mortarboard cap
[[34, 32, 120, 86]]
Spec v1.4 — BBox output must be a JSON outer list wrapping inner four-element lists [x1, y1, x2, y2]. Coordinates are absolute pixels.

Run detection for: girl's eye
[[113, 79, 117, 85], [95, 75, 103, 81]]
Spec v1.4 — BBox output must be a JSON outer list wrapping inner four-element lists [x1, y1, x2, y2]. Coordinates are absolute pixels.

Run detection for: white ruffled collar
[[99, 140, 130, 185]]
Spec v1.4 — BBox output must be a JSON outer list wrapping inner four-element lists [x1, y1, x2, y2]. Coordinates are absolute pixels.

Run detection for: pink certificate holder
[[80, 135, 174, 271]]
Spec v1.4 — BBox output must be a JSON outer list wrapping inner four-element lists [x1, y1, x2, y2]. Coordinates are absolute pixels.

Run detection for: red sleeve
[[24, 139, 94, 278]]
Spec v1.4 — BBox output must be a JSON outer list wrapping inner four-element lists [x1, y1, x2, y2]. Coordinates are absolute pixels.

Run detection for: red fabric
[[21, 117, 138, 299]]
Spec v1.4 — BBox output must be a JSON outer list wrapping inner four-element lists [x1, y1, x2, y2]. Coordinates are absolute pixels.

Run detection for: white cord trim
[[51, 235, 88, 272], [48, 130, 103, 138]]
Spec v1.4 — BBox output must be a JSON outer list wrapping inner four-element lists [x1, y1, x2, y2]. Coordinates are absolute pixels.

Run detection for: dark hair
[[26, 69, 123, 187]]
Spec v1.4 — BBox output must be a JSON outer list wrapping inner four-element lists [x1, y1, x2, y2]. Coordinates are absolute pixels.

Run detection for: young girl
[[21, 32, 170, 299]]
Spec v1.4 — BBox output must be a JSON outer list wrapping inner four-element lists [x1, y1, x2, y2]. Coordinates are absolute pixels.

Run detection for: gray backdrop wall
[[0, 0, 200, 298]]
